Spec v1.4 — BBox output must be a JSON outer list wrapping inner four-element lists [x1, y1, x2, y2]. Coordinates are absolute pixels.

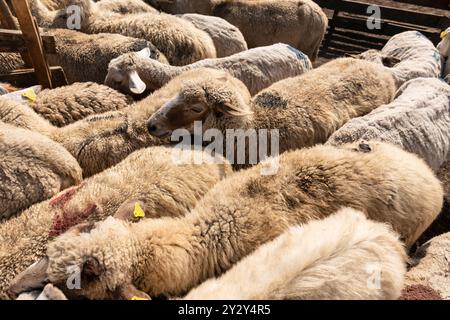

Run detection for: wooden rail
[[0, 0, 67, 88], [314, 0, 450, 59]]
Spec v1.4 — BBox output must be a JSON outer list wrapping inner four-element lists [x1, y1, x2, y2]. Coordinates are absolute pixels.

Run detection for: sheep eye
[[190, 105, 204, 114], [215, 111, 224, 118]]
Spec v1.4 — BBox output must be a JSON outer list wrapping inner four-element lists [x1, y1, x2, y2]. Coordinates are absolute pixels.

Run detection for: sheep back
[[0, 122, 82, 220], [327, 77, 450, 171]]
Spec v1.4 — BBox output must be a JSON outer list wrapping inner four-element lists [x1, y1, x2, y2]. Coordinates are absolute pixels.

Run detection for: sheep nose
[[147, 121, 158, 134]]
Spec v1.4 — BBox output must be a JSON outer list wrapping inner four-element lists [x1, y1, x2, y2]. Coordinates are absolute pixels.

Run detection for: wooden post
[[11, 0, 52, 88], [0, 0, 33, 66]]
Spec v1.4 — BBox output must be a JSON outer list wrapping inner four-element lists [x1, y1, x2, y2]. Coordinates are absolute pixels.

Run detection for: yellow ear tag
[[133, 202, 145, 219], [130, 296, 149, 300], [441, 30, 448, 39], [22, 88, 37, 103]]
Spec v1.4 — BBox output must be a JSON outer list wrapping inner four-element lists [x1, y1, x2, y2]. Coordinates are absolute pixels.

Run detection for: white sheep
[[105, 43, 312, 95], [437, 27, 450, 80], [176, 13, 247, 58], [30, 0, 217, 66], [1, 82, 132, 127], [327, 77, 450, 172], [356, 31, 441, 88], [184, 208, 407, 300], [0, 122, 82, 220], [2, 146, 232, 299], [149, 0, 328, 61], [146, 58, 395, 167], [46, 28, 167, 84], [9, 141, 443, 299]]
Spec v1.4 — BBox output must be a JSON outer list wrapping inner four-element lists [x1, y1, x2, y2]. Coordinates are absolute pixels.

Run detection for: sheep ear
[[115, 283, 151, 300], [136, 47, 151, 59], [8, 257, 50, 297], [128, 70, 146, 94], [215, 102, 252, 117], [382, 55, 401, 67], [114, 199, 146, 222], [82, 257, 102, 278]]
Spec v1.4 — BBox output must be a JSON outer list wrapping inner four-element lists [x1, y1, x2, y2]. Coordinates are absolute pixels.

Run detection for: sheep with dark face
[[30, 0, 216, 66], [0, 122, 82, 220], [1, 69, 216, 177], [105, 44, 312, 95], [147, 58, 395, 167], [184, 208, 407, 300], [9, 142, 443, 299], [1, 146, 232, 299]]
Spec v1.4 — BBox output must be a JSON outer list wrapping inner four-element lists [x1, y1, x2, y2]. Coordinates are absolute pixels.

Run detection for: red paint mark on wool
[[50, 184, 82, 208], [49, 203, 97, 236]]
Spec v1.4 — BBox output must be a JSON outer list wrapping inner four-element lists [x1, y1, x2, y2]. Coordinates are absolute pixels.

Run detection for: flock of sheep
[[0, 0, 450, 300]]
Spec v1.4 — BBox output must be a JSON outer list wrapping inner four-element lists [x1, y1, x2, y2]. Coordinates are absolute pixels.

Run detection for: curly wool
[[0, 53, 25, 74], [184, 208, 407, 300], [46, 28, 167, 84], [150, 0, 328, 61], [327, 77, 450, 171], [31, 0, 217, 65], [0, 122, 82, 220], [106, 43, 312, 95], [32, 82, 133, 127], [1, 146, 232, 299], [37, 142, 442, 299]]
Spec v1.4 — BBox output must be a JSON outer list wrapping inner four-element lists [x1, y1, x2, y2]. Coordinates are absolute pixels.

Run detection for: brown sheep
[[149, 0, 328, 61], [0, 122, 82, 220], [2, 146, 232, 299], [147, 58, 395, 167], [9, 141, 442, 299]]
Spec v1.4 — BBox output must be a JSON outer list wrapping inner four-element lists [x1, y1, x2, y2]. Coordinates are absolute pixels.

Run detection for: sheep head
[[437, 27, 450, 57], [105, 48, 162, 95], [351, 50, 401, 68], [147, 69, 252, 138], [8, 217, 149, 300]]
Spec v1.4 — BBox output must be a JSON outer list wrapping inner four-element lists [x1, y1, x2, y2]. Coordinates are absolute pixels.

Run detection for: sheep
[[0, 96, 55, 135], [0, 52, 25, 74], [95, 0, 158, 14], [402, 231, 450, 300], [0, 122, 82, 220], [437, 27, 450, 80], [30, 0, 217, 66], [1, 145, 232, 299], [83, 1, 246, 58], [105, 43, 312, 95], [8, 141, 443, 299], [176, 13, 247, 58], [355, 31, 441, 88], [45, 28, 167, 84], [1, 68, 215, 177], [146, 58, 395, 166], [1, 82, 132, 127], [32, 82, 133, 127], [149, 0, 328, 61], [184, 208, 407, 300], [327, 77, 450, 172]]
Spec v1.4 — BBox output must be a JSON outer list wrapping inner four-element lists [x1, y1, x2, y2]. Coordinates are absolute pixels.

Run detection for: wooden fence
[[314, 0, 450, 59]]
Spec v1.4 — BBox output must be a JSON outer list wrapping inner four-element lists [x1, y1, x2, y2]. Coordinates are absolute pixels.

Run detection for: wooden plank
[[11, 0, 53, 88], [0, 29, 57, 53], [0, 66, 67, 88], [315, 0, 448, 28], [392, 0, 450, 10], [0, 0, 33, 66], [330, 33, 385, 50]]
